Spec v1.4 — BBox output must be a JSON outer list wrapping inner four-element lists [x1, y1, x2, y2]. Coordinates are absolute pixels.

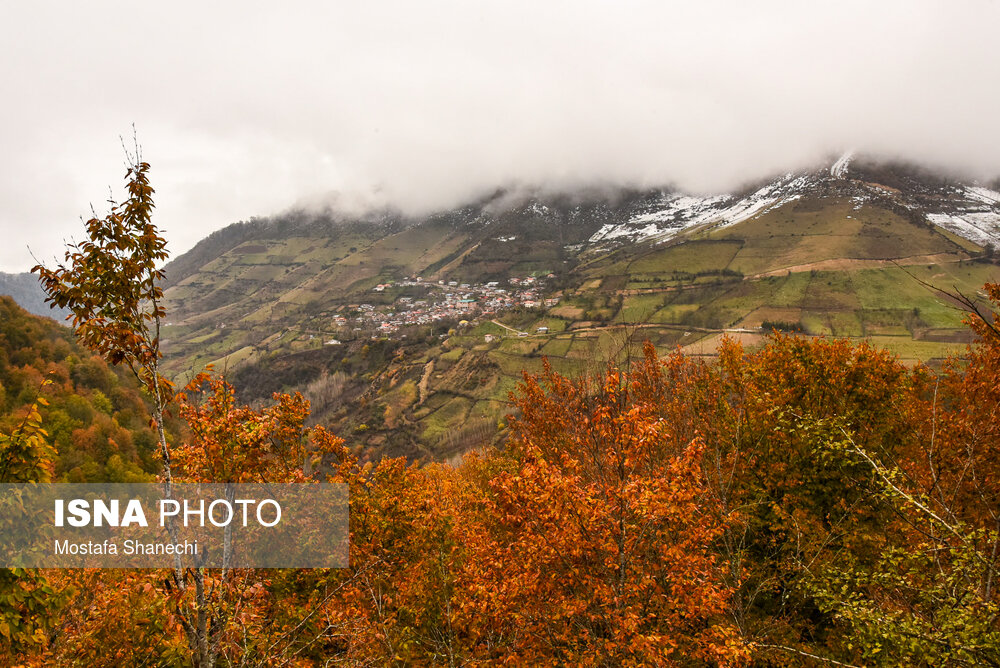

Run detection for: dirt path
[[615, 252, 965, 297], [747, 252, 961, 279], [417, 359, 434, 405], [525, 321, 756, 337], [490, 319, 527, 336]]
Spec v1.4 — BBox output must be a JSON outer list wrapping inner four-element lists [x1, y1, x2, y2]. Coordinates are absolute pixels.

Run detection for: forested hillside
[[0, 296, 167, 481], [8, 290, 1000, 665]]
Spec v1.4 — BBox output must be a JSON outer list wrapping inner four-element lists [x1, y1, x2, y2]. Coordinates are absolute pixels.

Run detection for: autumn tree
[[169, 374, 348, 664], [173, 372, 342, 484], [806, 423, 1000, 666], [457, 347, 748, 665], [799, 284, 1000, 666], [29, 154, 365, 666], [33, 157, 173, 485], [32, 157, 238, 666], [0, 389, 69, 658], [46, 375, 351, 666]]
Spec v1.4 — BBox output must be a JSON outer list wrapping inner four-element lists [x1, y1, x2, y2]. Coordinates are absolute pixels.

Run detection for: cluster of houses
[[332, 276, 559, 335]]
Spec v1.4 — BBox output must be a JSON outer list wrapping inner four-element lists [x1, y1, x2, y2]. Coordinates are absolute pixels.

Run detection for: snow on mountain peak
[[588, 172, 816, 246], [830, 151, 854, 179], [584, 160, 1000, 251]]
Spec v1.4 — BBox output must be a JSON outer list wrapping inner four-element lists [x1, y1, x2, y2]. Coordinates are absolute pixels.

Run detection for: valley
[[134, 158, 1000, 459]]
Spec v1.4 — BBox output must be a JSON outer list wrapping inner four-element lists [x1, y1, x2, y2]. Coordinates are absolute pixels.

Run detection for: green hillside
[[0, 296, 169, 481], [577, 195, 988, 343], [157, 178, 1000, 461], [159, 199, 613, 378]]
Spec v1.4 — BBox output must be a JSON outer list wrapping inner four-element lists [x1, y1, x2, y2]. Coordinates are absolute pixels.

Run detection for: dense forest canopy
[[0, 296, 166, 482]]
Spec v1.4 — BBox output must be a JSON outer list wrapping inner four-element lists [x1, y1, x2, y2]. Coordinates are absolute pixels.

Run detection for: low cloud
[[2, 0, 999, 270]]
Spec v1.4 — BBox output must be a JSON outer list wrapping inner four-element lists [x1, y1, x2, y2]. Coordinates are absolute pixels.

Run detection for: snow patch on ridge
[[830, 151, 854, 179], [927, 213, 1000, 247], [964, 186, 1000, 206], [583, 161, 1000, 252], [588, 173, 816, 245], [710, 174, 810, 232], [925, 186, 1000, 247]]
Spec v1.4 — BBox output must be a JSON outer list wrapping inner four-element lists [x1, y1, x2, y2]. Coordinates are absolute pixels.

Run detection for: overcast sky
[[2, 1, 999, 271]]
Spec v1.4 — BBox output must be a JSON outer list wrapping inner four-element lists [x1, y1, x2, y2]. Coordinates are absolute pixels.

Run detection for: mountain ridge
[[164, 154, 1000, 287], [0, 271, 70, 323]]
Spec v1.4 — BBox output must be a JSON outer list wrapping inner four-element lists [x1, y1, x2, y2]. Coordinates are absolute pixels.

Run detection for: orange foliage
[[459, 349, 746, 665], [20, 223, 1000, 664], [174, 372, 343, 484]]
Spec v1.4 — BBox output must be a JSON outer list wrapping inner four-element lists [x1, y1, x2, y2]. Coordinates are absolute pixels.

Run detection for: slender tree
[[31, 156, 229, 664], [33, 156, 173, 487]]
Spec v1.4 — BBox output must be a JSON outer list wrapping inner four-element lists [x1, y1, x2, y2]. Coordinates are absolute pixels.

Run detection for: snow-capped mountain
[[586, 154, 1000, 249]]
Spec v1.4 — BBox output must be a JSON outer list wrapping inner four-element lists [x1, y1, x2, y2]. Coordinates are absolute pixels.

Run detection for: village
[[328, 275, 559, 338]]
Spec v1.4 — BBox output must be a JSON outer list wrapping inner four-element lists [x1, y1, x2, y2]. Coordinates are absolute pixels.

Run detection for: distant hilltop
[[0, 271, 69, 323]]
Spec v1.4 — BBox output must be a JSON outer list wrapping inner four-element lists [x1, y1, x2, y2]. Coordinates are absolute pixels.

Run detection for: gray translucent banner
[[0, 483, 348, 568]]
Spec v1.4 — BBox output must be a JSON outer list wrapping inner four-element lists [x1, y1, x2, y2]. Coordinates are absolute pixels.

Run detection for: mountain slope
[[158, 156, 999, 459], [0, 296, 166, 481]]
